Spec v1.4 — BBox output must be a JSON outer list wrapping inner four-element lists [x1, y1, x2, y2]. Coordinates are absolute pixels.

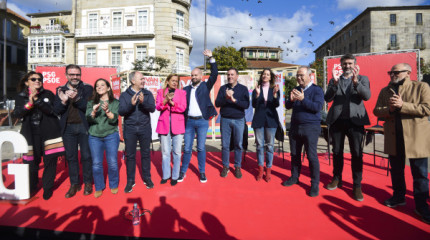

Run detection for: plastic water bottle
[[131, 203, 140, 225]]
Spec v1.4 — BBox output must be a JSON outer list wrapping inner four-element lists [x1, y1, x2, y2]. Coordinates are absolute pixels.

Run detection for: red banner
[[36, 65, 118, 93], [326, 51, 418, 126]]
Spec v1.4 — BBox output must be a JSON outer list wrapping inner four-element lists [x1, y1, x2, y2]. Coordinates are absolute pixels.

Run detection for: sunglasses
[[387, 70, 409, 75], [29, 78, 42, 82]]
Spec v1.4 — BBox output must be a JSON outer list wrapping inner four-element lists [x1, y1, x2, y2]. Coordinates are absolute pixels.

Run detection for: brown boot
[[353, 187, 364, 201], [265, 167, 272, 182], [256, 166, 264, 181]]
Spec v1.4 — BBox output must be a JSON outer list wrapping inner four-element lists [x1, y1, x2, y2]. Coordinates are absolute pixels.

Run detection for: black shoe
[[160, 179, 169, 184], [124, 182, 135, 193], [83, 183, 93, 196], [384, 196, 406, 208], [171, 179, 178, 186], [177, 172, 186, 182], [65, 184, 81, 198], [43, 190, 53, 200], [220, 166, 229, 178], [200, 173, 207, 183], [234, 167, 242, 179], [415, 208, 430, 224], [282, 177, 299, 187], [145, 179, 154, 189], [308, 186, 319, 197]]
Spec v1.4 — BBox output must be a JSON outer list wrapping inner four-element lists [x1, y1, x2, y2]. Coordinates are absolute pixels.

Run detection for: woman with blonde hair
[[156, 74, 187, 186]]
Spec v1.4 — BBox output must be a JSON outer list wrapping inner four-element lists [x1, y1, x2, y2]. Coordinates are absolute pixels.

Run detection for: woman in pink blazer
[[156, 74, 187, 186]]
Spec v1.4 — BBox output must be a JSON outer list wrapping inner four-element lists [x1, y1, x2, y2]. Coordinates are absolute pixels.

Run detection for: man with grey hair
[[282, 66, 324, 197], [324, 53, 371, 201], [374, 63, 430, 224], [119, 71, 155, 192]]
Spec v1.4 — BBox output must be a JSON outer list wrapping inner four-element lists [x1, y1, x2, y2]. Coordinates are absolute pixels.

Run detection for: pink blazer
[[156, 88, 187, 135]]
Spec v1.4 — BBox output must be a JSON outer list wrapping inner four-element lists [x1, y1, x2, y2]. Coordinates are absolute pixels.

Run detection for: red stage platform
[[0, 151, 429, 239]]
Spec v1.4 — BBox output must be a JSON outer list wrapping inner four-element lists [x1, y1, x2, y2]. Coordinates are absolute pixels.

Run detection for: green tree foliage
[[211, 46, 248, 71], [132, 56, 171, 72], [309, 58, 324, 88], [284, 76, 298, 98]]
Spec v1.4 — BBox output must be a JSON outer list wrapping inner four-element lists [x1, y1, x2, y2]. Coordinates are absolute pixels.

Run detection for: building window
[[390, 34, 397, 47], [17, 48, 26, 65], [111, 46, 121, 65], [349, 30, 352, 37], [49, 18, 56, 26], [270, 52, 276, 59], [88, 13, 98, 34], [176, 10, 184, 30], [361, 36, 365, 48], [248, 51, 254, 58], [390, 14, 396, 25], [137, 10, 148, 32], [355, 40, 358, 52], [38, 39, 44, 58], [176, 47, 184, 69], [136, 46, 147, 61], [53, 37, 61, 57], [259, 52, 265, 58], [416, 34, 423, 48], [6, 20, 11, 39], [112, 12, 122, 33], [87, 47, 96, 65], [349, 43, 352, 53], [45, 37, 52, 57], [30, 39, 36, 58], [17, 26, 23, 40], [416, 13, 423, 25]]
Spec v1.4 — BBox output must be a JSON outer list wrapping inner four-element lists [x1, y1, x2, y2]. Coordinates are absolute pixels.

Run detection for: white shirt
[[188, 58, 215, 117]]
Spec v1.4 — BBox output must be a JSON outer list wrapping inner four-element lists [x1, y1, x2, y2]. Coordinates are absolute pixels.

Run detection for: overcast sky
[[7, 0, 430, 68]]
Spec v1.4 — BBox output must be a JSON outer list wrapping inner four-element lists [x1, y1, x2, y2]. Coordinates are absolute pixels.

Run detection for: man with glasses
[[374, 63, 430, 224], [324, 54, 371, 201], [54, 64, 93, 198]]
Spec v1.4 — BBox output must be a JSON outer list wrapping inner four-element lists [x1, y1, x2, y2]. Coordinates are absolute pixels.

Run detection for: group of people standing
[[12, 52, 429, 224]]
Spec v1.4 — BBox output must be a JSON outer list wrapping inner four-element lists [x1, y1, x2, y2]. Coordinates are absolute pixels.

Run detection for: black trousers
[[23, 132, 57, 192], [330, 119, 364, 187], [123, 126, 152, 183]]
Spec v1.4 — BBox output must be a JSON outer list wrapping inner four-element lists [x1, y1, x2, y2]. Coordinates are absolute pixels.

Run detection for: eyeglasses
[[67, 73, 81, 77], [387, 70, 409, 75], [29, 78, 42, 82]]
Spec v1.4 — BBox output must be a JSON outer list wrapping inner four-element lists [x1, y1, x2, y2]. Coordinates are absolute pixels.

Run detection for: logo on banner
[[42, 71, 61, 84]]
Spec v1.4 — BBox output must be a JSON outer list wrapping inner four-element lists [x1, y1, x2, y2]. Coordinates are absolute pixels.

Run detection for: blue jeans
[[160, 133, 183, 180], [289, 124, 321, 186], [221, 117, 245, 168], [88, 132, 120, 191], [124, 125, 152, 183], [63, 123, 92, 185], [254, 127, 277, 168], [389, 154, 429, 212], [181, 118, 209, 174]]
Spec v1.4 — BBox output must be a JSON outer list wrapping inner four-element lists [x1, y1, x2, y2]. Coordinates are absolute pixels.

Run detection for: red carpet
[[0, 151, 429, 239]]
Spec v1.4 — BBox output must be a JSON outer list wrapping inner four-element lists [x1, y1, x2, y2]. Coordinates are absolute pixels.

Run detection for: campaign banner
[[36, 65, 118, 93], [325, 51, 418, 127]]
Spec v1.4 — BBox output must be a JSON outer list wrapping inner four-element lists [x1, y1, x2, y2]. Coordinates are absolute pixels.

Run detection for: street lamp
[[1, 0, 6, 102]]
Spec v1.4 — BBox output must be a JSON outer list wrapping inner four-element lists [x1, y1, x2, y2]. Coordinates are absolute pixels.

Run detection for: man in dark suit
[[324, 54, 371, 201], [178, 50, 218, 183]]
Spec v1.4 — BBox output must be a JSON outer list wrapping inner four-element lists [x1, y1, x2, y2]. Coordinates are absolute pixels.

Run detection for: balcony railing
[[28, 53, 65, 64], [173, 65, 191, 74], [387, 43, 400, 50], [30, 24, 67, 34], [75, 26, 154, 37], [414, 42, 426, 50], [173, 27, 192, 41]]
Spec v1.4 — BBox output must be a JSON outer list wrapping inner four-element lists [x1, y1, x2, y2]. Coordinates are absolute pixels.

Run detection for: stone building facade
[[315, 6, 430, 65], [27, 0, 193, 73]]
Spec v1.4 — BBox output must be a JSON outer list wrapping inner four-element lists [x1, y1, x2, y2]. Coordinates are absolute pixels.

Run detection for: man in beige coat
[[374, 63, 430, 224]]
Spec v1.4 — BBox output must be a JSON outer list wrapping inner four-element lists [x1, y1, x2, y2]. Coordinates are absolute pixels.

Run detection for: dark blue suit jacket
[[251, 86, 280, 128], [184, 62, 218, 120]]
